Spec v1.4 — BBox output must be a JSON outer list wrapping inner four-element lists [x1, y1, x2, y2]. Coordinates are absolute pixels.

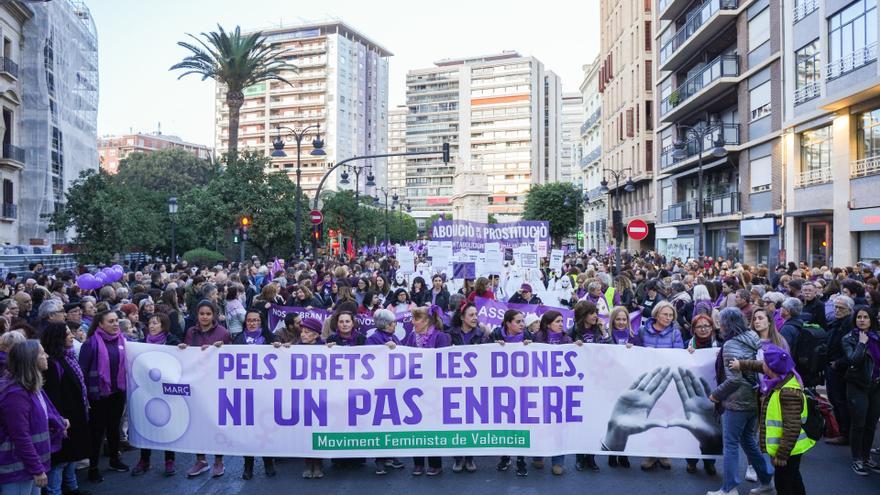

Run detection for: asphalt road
[[75, 437, 880, 495]]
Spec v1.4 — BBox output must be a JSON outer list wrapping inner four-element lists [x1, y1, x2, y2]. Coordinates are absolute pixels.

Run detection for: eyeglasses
[[834, 305, 849, 311]]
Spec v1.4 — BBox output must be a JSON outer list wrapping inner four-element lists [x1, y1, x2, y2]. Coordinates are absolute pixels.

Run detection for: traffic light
[[312, 225, 322, 243], [442, 142, 450, 163], [240, 216, 251, 228], [232, 228, 240, 244], [576, 230, 584, 241]]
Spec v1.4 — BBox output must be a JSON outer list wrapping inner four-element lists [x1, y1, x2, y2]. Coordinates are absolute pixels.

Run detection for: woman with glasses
[[684, 314, 719, 476]]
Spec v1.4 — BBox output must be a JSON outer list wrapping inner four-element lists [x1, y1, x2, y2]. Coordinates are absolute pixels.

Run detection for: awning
[[784, 209, 833, 218]]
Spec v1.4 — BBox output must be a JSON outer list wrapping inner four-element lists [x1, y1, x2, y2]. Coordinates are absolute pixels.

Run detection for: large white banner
[[125, 343, 721, 458]]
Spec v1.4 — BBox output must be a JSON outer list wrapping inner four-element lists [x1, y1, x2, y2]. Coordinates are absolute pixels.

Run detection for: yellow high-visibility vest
[[765, 375, 815, 457]]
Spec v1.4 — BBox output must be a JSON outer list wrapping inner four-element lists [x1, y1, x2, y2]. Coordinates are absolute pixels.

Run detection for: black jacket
[[802, 298, 827, 328], [842, 331, 879, 388], [448, 326, 485, 346], [411, 288, 431, 307], [826, 317, 852, 368], [43, 356, 91, 463], [488, 327, 534, 342], [427, 288, 450, 311], [508, 293, 542, 305], [326, 333, 367, 346]]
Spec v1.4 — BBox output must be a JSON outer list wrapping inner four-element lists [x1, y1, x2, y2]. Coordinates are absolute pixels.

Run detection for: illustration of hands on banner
[[602, 366, 721, 455]]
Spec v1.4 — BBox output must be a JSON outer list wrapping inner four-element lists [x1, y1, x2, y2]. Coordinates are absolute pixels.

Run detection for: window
[[644, 21, 652, 51], [750, 156, 772, 192], [795, 40, 821, 104], [858, 107, 880, 159], [749, 82, 771, 121], [748, 8, 771, 51], [828, 0, 878, 79], [800, 125, 832, 172]]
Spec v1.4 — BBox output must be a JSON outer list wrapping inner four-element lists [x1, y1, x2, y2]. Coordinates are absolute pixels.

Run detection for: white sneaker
[[706, 488, 738, 495], [745, 464, 758, 482], [749, 484, 776, 495]]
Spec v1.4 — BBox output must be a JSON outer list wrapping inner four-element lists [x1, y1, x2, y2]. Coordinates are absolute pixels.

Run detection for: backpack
[[794, 322, 828, 388], [802, 388, 826, 441]]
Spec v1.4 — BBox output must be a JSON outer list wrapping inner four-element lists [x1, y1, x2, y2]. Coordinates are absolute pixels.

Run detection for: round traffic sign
[[627, 219, 649, 241], [309, 210, 324, 225]]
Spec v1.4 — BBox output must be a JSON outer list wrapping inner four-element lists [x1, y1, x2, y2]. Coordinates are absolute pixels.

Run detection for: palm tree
[[170, 25, 296, 157]]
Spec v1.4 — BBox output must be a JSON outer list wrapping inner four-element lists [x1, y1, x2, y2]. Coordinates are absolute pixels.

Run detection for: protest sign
[[397, 248, 415, 274], [452, 262, 476, 280], [430, 220, 550, 252], [520, 252, 539, 269], [126, 342, 720, 459], [549, 249, 564, 272]]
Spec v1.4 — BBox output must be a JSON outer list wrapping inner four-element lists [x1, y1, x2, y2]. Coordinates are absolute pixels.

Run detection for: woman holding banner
[[401, 306, 451, 476], [326, 311, 366, 346], [132, 314, 178, 477], [232, 311, 277, 480], [179, 301, 231, 479], [448, 302, 487, 473], [533, 310, 571, 475], [298, 318, 328, 479], [684, 314, 719, 476], [491, 309, 531, 476]]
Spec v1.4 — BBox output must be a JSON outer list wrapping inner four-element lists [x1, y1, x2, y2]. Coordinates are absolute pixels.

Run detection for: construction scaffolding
[[20, 0, 98, 245]]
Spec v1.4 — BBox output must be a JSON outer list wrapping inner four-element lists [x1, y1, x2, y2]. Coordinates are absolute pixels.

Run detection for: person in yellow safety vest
[[730, 344, 815, 495]]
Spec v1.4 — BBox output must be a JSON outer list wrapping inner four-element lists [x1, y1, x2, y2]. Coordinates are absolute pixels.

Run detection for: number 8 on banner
[[129, 352, 190, 443]]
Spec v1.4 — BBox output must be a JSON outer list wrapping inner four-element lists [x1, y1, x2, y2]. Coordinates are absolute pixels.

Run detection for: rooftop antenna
[[157, 122, 162, 135]]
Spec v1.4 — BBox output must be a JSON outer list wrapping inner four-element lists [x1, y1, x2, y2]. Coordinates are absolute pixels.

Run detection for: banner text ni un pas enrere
[[125, 343, 722, 458]]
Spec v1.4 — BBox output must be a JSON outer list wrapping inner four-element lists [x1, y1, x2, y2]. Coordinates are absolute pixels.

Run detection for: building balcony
[[660, 55, 738, 122], [851, 156, 880, 178], [826, 42, 878, 81], [660, 192, 740, 223], [793, 0, 820, 23], [580, 147, 602, 169], [0, 57, 18, 79], [660, 0, 693, 21], [0, 144, 25, 169], [1, 203, 16, 220], [658, 0, 738, 72], [580, 109, 602, 136], [659, 123, 740, 172], [793, 81, 821, 106], [796, 166, 832, 187]]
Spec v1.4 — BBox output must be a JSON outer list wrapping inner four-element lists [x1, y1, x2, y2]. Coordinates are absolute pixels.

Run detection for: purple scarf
[[63, 349, 88, 416], [337, 331, 357, 346], [146, 332, 167, 345], [547, 331, 564, 344], [94, 328, 126, 396], [414, 326, 439, 348], [760, 371, 803, 396], [501, 327, 525, 343], [865, 331, 880, 380], [243, 329, 265, 345]]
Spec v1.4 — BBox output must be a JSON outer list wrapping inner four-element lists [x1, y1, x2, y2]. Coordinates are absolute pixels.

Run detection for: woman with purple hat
[[841, 305, 880, 476], [401, 305, 451, 476], [298, 318, 328, 479], [730, 343, 816, 494]]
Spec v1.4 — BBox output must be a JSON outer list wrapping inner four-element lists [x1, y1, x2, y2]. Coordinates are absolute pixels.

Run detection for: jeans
[[847, 380, 880, 461], [0, 480, 40, 495], [46, 462, 78, 495], [773, 454, 805, 495], [826, 366, 850, 436], [721, 410, 772, 491]]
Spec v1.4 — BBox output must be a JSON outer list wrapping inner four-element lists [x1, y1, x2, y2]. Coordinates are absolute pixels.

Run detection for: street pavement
[[76, 437, 880, 495]]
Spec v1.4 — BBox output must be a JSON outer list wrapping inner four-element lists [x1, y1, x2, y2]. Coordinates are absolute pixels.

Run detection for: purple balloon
[[76, 273, 95, 289], [111, 264, 124, 274]]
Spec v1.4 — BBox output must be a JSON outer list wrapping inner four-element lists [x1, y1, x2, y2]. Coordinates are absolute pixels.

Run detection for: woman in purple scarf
[[231, 311, 277, 480], [40, 323, 89, 495], [401, 306, 450, 476], [326, 311, 366, 346], [532, 311, 571, 475], [78, 310, 129, 482], [490, 309, 532, 477], [132, 313, 179, 477], [364, 309, 406, 476], [298, 318, 328, 479], [842, 306, 880, 476]]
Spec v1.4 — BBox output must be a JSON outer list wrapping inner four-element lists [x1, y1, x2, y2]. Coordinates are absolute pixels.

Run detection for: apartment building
[[405, 51, 561, 224], [600, 0, 656, 252], [21, 0, 99, 245], [214, 21, 390, 197], [387, 105, 407, 197], [654, 0, 784, 263], [580, 60, 608, 252], [561, 92, 586, 184], [781, 0, 880, 266], [98, 131, 212, 174], [0, 1, 30, 245]]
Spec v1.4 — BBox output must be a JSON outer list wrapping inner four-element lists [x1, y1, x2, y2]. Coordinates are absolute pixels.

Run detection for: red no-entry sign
[[627, 219, 649, 241], [309, 210, 324, 225]]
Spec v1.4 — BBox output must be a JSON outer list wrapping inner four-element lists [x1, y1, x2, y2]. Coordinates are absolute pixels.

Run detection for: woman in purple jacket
[[632, 300, 683, 471], [0, 340, 67, 495], [532, 310, 571, 475], [78, 310, 130, 482], [401, 306, 451, 476]]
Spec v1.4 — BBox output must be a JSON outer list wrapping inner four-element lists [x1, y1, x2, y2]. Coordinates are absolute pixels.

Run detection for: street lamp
[[374, 188, 398, 250], [599, 168, 635, 275], [338, 164, 376, 249], [671, 123, 728, 259], [270, 124, 326, 257], [167, 197, 178, 263]]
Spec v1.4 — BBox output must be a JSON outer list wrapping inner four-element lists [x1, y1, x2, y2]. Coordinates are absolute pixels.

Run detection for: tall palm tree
[[170, 25, 296, 157]]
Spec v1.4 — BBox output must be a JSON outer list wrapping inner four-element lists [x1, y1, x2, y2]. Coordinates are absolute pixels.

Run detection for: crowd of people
[[0, 252, 878, 495]]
